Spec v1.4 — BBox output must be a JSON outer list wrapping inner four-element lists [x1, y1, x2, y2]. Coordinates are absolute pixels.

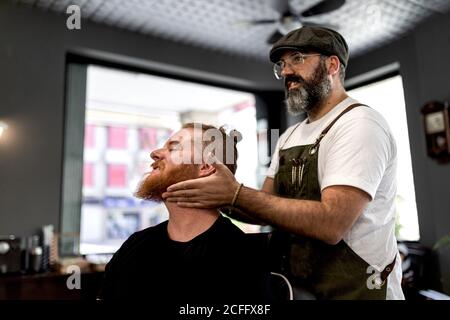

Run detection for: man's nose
[[150, 148, 163, 161]]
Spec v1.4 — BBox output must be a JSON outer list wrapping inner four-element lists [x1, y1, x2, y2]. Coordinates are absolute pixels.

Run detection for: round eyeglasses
[[273, 52, 322, 80]]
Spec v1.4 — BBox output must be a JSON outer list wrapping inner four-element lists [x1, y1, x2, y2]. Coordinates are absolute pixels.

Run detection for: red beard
[[134, 161, 198, 202]]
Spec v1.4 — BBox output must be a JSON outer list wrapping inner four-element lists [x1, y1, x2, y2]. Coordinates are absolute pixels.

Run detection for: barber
[[163, 26, 404, 300]]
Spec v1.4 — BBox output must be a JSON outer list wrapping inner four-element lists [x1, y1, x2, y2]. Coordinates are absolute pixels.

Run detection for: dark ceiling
[[14, 0, 450, 61]]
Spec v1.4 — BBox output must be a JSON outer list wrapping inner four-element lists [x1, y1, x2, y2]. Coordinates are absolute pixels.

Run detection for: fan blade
[[267, 29, 284, 45], [301, 20, 339, 30], [232, 19, 277, 28], [246, 19, 279, 25], [301, 0, 345, 17]]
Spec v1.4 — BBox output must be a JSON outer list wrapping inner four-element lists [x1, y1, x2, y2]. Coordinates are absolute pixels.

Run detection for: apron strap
[[313, 103, 368, 147], [381, 254, 397, 284]]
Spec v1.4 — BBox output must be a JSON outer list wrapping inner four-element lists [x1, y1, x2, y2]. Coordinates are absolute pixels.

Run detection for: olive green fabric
[[273, 138, 387, 300]]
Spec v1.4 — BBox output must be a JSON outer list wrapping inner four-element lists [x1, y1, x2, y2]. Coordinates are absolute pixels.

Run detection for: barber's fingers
[[162, 189, 200, 200], [166, 179, 201, 192], [165, 197, 193, 203], [165, 195, 212, 207]]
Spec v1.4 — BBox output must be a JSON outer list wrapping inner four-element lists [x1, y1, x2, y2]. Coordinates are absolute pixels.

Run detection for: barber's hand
[[162, 157, 240, 209]]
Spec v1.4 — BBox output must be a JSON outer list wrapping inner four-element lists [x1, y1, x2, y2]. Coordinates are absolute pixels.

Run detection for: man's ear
[[198, 163, 216, 177], [327, 55, 340, 77]]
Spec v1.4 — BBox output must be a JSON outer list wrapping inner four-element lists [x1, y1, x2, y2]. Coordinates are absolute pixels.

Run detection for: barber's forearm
[[234, 186, 342, 244]]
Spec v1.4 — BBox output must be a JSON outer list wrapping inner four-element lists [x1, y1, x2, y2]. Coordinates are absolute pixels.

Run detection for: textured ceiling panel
[[15, 0, 450, 61]]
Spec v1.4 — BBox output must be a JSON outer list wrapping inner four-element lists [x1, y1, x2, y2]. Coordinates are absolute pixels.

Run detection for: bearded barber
[[163, 26, 404, 300]]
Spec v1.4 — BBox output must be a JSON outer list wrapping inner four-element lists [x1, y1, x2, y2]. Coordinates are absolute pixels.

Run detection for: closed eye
[[167, 141, 182, 152]]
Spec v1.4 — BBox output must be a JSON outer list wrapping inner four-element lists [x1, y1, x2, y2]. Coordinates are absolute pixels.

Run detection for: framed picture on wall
[[421, 101, 450, 163]]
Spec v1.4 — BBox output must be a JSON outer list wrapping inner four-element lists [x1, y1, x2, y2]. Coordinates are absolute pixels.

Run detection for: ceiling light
[[0, 121, 8, 139]]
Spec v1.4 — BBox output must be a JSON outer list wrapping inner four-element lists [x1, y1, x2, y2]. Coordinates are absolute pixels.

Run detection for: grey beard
[[284, 60, 332, 116], [285, 87, 310, 116]]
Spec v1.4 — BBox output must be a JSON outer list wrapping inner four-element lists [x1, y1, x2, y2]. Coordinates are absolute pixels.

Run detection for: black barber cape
[[99, 215, 270, 301]]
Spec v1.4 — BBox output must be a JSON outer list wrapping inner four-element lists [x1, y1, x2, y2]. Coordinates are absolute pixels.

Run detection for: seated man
[[99, 123, 270, 301]]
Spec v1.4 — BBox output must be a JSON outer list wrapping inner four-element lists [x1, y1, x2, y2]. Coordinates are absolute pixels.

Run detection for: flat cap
[[269, 26, 349, 68]]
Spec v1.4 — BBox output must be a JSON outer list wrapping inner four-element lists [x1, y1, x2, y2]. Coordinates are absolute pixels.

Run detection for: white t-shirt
[[266, 97, 404, 300]]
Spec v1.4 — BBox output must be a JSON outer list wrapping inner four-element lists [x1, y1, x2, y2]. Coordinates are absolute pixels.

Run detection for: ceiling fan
[[239, 0, 346, 44]]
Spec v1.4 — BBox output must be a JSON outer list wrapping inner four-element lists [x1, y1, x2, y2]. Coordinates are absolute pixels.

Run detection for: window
[[83, 163, 94, 187], [106, 211, 140, 240], [107, 164, 127, 188], [349, 75, 420, 241], [139, 127, 157, 150], [60, 63, 259, 255], [84, 124, 96, 148], [108, 126, 128, 149]]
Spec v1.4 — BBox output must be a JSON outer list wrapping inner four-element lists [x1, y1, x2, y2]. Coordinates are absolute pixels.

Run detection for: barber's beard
[[134, 161, 198, 202], [285, 59, 332, 116]]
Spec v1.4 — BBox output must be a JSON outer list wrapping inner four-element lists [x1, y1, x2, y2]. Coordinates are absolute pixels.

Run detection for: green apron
[[273, 104, 393, 300]]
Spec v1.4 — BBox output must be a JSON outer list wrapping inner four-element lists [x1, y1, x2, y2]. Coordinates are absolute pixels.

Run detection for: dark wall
[[255, 91, 286, 156], [346, 12, 450, 293], [0, 2, 279, 238]]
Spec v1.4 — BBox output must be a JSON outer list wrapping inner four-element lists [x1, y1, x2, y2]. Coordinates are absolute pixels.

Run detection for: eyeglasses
[[273, 52, 322, 80]]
